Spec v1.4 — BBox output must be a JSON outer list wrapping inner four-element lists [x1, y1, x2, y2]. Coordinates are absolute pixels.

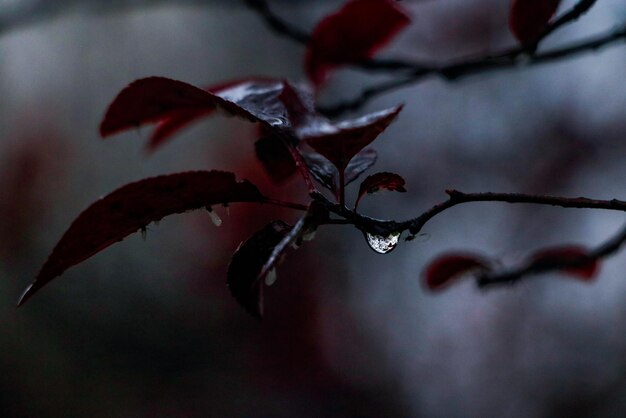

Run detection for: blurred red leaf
[[255, 134, 298, 183], [355, 171, 406, 209], [424, 253, 490, 291], [509, 0, 561, 45], [305, 0, 411, 87], [227, 220, 292, 318], [304, 105, 402, 172], [19, 171, 265, 306], [529, 245, 598, 280]]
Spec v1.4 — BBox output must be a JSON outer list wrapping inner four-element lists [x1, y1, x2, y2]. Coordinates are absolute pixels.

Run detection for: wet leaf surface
[[227, 220, 292, 318], [20, 171, 265, 306], [355, 171, 406, 209]]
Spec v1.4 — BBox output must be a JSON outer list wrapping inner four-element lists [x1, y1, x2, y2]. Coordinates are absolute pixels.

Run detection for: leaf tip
[[17, 283, 36, 307]]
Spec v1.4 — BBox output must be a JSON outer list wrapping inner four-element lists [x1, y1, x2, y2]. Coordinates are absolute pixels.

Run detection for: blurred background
[[1, 0, 626, 416]]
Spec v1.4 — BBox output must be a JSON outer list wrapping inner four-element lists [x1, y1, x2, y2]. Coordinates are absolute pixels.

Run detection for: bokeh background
[[1, 0, 626, 416]]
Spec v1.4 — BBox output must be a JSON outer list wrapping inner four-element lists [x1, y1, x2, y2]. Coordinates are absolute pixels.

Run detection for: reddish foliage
[[509, 0, 562, 44], [19, 171, 265, 306], [255, 134, 298, 183], [355, 171, 406, 209], [529, 245, 599, 280], [424, 253, 490, 291], [303, 148, 377, 195], [305, 105, 402, 171], [100, 77, 288, 145], [305, 0, 411, 87], [227, 220, 292, 318]]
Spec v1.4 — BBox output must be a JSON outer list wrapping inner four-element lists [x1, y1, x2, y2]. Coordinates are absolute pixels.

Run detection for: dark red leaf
[[19, 171, 265, 306], [257, 202, 328, 281], [100, 77, 289, 141], [529, 245, 598, 280], [345, 148, 378, 185], [227, 221, 292, 318], [355, 171, 406, 209], [304, 105, 402, 172], [305, 0, 411, 86], [303, 148, 377, 195], [424, 253, 490, 291], [255, 135, 298, 183], [302, 152, 338, 193], [147, 108, 215, 151], [509, 0, 561, 45], [278, 82, 318, 128]]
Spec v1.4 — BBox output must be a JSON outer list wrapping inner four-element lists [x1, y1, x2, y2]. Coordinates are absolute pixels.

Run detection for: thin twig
[[243, 0, 619, 117], [400, 190, 626, 236], [320, 25, 626, 116]]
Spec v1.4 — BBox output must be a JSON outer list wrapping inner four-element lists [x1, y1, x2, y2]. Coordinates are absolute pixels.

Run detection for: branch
[[476, 222, 626, 287], [242, 0, 311, 43], [319, 24, 626, 116], [401, 190, 626, 236], [242, 0, 617, 116]]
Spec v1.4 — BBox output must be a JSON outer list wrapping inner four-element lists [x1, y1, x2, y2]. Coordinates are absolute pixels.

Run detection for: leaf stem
[[338, 169, 346, 208], [263, 198, 309, 211]]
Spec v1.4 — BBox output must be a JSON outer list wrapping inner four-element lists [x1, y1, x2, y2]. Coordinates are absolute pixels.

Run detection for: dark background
[[1, 1, 626, 416]]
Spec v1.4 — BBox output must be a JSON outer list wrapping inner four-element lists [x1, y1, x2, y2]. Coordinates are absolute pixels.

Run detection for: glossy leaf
[[19, 171, 265, 306], [529, 245, 598, 280], [100, 77, 289, 142], [305, 0, 411, 86], [424, 253, 490, 291], [258, 202, 328, 281], [303, 148, 377, 194], [305, 105, 402, 172], [509, 0, 561, 45], [303, 152, 337, 193], [345, 148, 378, 185], [355, 171, 406, 209], [227, 221, 292, 318]]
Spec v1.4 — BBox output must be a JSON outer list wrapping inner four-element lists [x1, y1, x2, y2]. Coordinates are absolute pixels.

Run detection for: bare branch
[[401, 190, 626, 236]]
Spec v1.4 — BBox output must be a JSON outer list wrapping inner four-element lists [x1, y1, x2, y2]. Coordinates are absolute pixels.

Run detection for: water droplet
[[265, 268, 277, 286], [365, 231, 400, 254], [206, 206, 222, 227], [140, 226, 148, 241]]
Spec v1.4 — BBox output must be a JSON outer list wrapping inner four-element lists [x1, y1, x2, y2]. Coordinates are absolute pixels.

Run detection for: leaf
[[304, 105, 402, 172], [100, 77, 289, 141], [303, 148, 377, 195], [305, 0, 411, 86], [424, 253, 490, 291], [302, 152, 338, 193], [509, 0, 561, 45], [355, 171, 406, 209], [18, 171, 265, 306], [255, 135, 298, 183], [227, 221, 292, 318], [345, 148, 378, 185], [529, 245, 598, 280], [227, 203, 328, 318], [258, 201, 328, 281], [148, 108, 215, 151]]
